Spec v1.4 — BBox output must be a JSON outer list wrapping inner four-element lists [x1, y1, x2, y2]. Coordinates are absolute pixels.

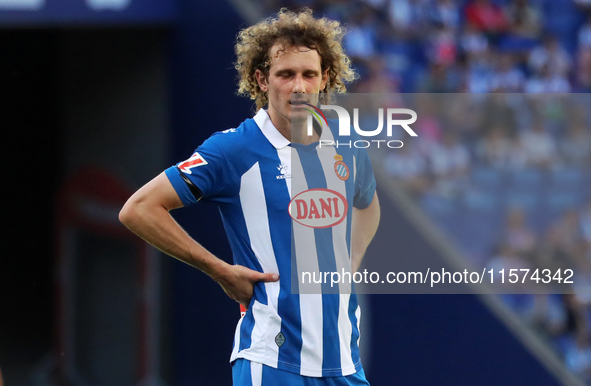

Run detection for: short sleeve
[[353, 146, 376, 209], [165, 133, 229, 206]]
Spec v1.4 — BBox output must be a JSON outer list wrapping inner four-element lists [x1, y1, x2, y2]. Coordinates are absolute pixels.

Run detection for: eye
[[276, 71, 293, 78]]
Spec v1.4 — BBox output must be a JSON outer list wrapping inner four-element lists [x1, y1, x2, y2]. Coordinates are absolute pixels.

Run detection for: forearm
[[351, 192, 380, 272], [120, 201, 229, 279], [120, 172, 279, 309], [119, 172, 230, 281]]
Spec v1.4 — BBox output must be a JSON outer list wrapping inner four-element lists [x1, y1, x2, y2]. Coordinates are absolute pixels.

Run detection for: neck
[[267, 109, 320, 145], [291, 120, 320, 145]]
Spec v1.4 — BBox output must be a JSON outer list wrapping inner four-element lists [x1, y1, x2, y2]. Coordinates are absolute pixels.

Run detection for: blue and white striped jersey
[[165, 109, 376, 377]]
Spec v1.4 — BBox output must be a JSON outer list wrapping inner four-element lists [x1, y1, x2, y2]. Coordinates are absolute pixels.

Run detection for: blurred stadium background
[[2, 0, 591, 385]]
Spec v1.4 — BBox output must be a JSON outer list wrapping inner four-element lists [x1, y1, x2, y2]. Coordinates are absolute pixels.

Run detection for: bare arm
[[119, 172, 278, 309], [351, 192, 380, 273]]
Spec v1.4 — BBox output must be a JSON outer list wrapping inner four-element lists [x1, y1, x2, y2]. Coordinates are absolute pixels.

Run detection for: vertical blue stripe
[[220, 161, 268, 353], [276, 224, 304, 369], [276, 225, 303, 369], [239, 311, 255, 351], [256, 142, 303, 371], [290, 226, 300, 295], [348, 294, 361, 366], [221, 207, 268, 307], [293, 144, 341, 375]]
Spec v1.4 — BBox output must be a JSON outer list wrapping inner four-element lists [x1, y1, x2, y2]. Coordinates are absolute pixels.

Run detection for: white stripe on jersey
[[316, 130, 356, 372], [339, 293, 355, 373], [251, 361, 263, 386], [250, 301, 270, 358], [298, 293, 323, 376], [239, 162, 282, 367], [231, 316, 245, 360], [277, 147, 292, 197], [353, 155, 357, 184], [291, 149, 324, 376], [239, 162, 281, 303]]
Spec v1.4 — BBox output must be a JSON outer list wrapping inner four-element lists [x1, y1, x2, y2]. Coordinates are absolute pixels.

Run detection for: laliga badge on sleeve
[[178, 152, 208, 174]]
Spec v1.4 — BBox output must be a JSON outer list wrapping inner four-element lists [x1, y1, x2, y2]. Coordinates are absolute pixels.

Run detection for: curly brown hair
[[234, 8, 357, 110]]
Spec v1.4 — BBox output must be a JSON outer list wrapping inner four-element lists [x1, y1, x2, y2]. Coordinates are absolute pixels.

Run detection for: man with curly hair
[[120, 8, 379, 386]]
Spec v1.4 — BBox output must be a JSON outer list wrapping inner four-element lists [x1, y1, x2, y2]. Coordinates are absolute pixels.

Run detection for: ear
[[321, 68, 329, 91], [255, 69, 269, 92]]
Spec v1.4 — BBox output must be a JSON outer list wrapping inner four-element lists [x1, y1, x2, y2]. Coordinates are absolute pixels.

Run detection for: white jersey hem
[[230, 351, 361, 378]]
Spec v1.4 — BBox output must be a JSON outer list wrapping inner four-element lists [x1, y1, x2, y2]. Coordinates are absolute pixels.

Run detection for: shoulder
[[200, 117, 262, 155]]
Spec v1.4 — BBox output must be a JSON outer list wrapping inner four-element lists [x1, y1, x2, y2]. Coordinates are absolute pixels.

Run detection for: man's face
[[256, 43, 328, 131]]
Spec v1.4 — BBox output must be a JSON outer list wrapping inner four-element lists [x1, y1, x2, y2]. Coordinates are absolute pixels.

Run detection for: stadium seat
[[462, 188, 501, 213], [421, 193, 458, 217], [504, 190, 540, 212], [471, 166, 504, 189], [550, 167, 583, 189], [459, 211, 503, 257], [508, 168, 543, 190], [543, 189, 583, 214]]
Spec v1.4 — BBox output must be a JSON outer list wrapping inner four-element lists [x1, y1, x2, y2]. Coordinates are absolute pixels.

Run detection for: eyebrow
[[274, 68, 320, 76]]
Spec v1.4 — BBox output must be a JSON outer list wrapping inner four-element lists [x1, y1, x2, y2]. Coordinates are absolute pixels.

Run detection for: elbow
[[119, 198, 138, 228]]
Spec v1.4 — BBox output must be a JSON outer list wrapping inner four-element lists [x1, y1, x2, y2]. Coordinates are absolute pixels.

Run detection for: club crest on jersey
[[288, 188, 348, 228], [178, 152, 208, 174], [333, 155, 349, 181]]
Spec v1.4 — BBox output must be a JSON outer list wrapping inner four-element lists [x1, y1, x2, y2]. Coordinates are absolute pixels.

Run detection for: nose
[[292, 74, 305, 94]]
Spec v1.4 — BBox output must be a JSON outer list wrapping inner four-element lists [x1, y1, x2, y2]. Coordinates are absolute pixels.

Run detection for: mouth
[[290, 100, 308, 106]]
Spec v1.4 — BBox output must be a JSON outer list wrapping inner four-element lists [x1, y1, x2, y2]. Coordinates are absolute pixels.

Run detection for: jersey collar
[[253, 109, 335, 149], [253, 109, 291, 150]]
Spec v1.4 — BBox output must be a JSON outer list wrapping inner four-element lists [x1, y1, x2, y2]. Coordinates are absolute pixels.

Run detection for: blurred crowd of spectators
[[489, 204, 591, 382], [261, 0, 591, 382], [488, 160, 591, 380], [384, 92, 591, 379], [267, 0, 591, 93], [381, 94, 591, 194], [382, 93, 591, 382]]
